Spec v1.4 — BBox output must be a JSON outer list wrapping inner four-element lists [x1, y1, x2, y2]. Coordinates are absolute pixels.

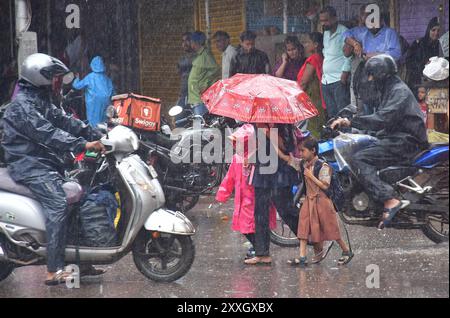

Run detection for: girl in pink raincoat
[[215, 124, 277, 259]]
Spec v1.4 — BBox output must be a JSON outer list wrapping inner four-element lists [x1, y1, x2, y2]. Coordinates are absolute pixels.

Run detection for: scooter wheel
[[132, 231, 195, 283]]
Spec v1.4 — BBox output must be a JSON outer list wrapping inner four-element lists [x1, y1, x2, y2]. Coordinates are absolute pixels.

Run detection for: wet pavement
[[0, 196, 448, 298]]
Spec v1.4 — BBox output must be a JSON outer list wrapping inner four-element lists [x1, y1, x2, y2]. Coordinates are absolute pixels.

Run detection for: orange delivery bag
[[111, 93, 161, 131]]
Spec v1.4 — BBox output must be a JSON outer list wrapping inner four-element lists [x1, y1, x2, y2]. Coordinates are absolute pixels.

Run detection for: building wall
[[139, 0, 195, 108], [195, 0, 245, 65], [327, 0, 391, 26], [398, 0, 449, 44], [245, 0, 312, 34]]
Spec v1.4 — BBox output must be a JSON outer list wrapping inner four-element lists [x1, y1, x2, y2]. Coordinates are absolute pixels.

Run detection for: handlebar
[[320, 125, 341, 140], [175, 114, 207, 127], [175, 116, 190, 127]]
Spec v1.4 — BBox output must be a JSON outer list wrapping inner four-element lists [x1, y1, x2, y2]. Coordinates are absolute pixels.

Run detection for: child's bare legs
[[336, 238, 354, 265], [313, 242, 323, 254], [336, 239, 350, 253], [300, 241, 323, 258], [299, 240, 308, 258]]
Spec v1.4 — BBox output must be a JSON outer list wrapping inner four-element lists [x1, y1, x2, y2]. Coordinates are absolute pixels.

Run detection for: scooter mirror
[[62, 72, 75, 85], [105, 105, 117, 119], [168, 105, 183, 117]]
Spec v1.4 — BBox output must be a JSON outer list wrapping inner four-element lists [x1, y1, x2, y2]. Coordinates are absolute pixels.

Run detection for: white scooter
[[0, 125, 196, 283]]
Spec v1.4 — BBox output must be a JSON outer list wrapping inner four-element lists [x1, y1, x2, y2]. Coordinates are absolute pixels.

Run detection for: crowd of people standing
[[174, 3, 447, 267]]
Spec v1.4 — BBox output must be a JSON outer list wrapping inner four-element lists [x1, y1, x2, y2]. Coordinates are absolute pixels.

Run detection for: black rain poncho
[[0, 82, 102, 272], [351, 75, 429, 153], [1, 82, 101, 181], [349, 75, 429, 203]]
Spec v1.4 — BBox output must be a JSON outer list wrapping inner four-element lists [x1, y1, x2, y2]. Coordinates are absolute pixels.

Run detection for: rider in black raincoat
[[331, 54, 429, 229], [1, 53, 105, 285]]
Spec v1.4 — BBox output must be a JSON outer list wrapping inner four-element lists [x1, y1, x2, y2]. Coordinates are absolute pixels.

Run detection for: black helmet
[[365, 54, 398, 82]]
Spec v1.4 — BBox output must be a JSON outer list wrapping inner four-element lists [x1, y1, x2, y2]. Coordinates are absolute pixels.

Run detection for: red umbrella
[[201, 73, 319, 124]]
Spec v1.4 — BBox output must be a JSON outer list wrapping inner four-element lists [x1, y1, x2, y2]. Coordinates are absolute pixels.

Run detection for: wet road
[[0, 196, 448, 298]]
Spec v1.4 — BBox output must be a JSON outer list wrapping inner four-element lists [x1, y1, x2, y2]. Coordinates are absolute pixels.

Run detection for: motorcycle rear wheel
[[132, 231, 195, 283], [270, 213, 299, 247], [422, 220, 449, 244], [420, 165, 449, 244]]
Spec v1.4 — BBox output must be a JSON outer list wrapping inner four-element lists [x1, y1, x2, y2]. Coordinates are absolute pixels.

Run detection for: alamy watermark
[[168, 121, 281, 175], [65, 4, 80, 29], [365, 3, 381, 29], [366, 264, 380, 289], [65, 264, 80, 289]]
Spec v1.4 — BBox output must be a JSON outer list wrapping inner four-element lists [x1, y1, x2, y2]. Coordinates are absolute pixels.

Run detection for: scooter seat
[[0, 168, 84, 205], [143, 132, 179, 150]]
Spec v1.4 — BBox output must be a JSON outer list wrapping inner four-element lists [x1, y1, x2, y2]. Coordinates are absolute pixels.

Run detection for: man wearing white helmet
[[1, 53, 105, 285]]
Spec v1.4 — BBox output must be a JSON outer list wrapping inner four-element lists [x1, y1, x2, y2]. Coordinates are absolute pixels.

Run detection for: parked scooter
[[0, 125, 196, 283], [270, 106, 449, 247], [137, 105, 236, 213]]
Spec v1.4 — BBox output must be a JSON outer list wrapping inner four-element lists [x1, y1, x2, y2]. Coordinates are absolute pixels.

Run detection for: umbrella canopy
[[202, 73, 319, 124]]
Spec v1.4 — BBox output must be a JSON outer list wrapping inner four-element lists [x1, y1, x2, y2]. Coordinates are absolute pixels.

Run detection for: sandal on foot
[[244, 256, 272, 265], [378, 200, 410, 230], [245, 247, 256, 260], [44, 270, 73, 286], [287, 257, 308, 267], [311, 241, 334, 264], [338, 251, 354, 266]]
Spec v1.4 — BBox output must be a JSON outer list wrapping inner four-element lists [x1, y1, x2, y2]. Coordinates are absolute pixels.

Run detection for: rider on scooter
[[331, 54, 429, 229], [1, 53, 106, 285]]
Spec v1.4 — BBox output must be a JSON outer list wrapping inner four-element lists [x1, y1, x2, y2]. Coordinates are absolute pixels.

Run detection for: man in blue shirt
[[320, 6, 352, 119], [343, 7, 401, 62], [343, 5, 401, 114]]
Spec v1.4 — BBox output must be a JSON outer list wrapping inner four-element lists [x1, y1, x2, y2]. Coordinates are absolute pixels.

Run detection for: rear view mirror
[[105, 105, 117, 119], [168, 105, 183, 117], [62, 72, 75, 85]]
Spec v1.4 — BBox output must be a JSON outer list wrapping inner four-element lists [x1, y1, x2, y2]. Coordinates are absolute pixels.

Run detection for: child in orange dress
[[288, 137, 353, 267]]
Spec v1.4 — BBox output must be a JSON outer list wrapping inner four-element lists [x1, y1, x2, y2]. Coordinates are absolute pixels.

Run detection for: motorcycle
[[137, 105, 237, 213], [270, 106, 449, 247], [0, 125, 196, 283]]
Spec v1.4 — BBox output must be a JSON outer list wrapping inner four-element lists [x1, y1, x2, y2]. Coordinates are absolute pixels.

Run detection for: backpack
[[68, 189, 119, 247], [294, 159, 345, 212], [314, 159, 345, 212]]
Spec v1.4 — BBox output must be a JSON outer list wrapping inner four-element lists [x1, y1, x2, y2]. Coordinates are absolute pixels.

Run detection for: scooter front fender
[[144, 209, 196, 235]]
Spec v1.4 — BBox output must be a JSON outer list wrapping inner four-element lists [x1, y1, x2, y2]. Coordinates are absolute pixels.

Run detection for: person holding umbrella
[[201, 73, 319, 265], [244, 123, 301, 265]]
